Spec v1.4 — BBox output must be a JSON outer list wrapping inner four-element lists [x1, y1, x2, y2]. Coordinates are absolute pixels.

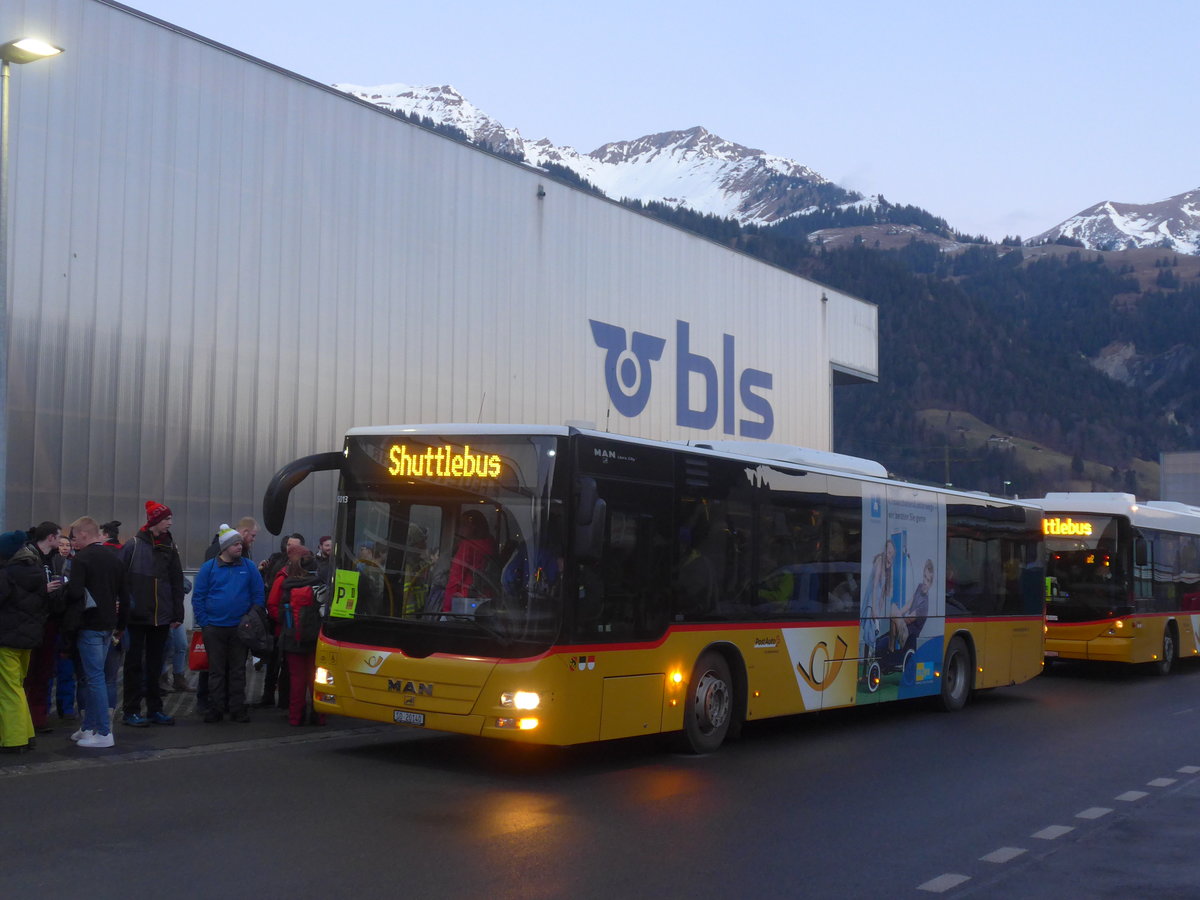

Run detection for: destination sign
[[387, 444, 502, 479], [1042, 516, 1094, 537]]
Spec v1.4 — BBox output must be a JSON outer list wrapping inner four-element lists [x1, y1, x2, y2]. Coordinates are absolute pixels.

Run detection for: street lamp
[[1003, 480, 1013, 498], [0, 38, 63, 527]]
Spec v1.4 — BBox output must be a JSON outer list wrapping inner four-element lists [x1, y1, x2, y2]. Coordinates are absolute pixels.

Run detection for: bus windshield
[[1044, 514, 1131, 621], [326, 433, 565, 657]]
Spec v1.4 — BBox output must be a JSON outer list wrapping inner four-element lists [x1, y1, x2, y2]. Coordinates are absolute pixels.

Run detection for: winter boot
[[172, 672, 195, 693]]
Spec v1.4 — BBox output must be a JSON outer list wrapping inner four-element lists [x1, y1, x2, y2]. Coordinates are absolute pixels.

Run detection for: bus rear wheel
[[1152, 626, 1177, 677], [679, 651, 734, 754], [939, 636, 971, 712]]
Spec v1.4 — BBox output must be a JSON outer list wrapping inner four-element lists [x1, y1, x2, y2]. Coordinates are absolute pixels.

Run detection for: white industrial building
[[1161, 452, 1200, 506], [1, 0, 877, 560]]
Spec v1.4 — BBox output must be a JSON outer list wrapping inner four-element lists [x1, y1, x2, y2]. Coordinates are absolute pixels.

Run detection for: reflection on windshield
[[333, 436, 563, 651], [1045, 521, 1128, 620]]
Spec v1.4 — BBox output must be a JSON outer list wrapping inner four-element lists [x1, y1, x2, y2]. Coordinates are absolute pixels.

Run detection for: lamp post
[[0, 38, 63, 528]]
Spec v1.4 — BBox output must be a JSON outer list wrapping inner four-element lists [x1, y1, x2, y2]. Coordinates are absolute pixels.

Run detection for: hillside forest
[[627, 201, 1200, 499]]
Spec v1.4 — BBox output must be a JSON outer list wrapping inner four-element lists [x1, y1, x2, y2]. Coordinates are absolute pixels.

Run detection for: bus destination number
[[393, 710, 425, 726]]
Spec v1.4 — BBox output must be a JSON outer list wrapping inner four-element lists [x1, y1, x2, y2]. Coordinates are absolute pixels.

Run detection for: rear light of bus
[[500, 691, 540, 710]]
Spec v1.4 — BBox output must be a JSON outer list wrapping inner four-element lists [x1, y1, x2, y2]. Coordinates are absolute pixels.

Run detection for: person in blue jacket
[[192, 524, 263, 723]]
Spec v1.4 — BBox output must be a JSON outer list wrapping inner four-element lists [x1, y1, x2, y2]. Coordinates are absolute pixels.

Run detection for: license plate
[[393, 710, 425, 726], [1044, 650, 1060, 658]]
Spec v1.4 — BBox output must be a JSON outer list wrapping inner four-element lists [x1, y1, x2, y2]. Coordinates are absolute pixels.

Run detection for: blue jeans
[[77, 629, 113, 736], [163, 623, 188, 675]]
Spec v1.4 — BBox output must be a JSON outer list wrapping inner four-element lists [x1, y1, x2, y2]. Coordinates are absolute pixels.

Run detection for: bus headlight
[[315, 666, 334, 685], [500, 691, 540, 710]]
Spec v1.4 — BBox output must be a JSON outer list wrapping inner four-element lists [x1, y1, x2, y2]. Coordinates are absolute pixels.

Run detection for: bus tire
[[679, 651, 734, 754], [939, 636, 971, 712], [1152, 625, 1177, 677]]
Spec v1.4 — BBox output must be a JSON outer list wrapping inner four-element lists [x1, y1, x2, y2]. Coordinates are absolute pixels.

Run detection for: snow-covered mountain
[[335, 82, 858, 225], [1031, 189, 1200, 254]]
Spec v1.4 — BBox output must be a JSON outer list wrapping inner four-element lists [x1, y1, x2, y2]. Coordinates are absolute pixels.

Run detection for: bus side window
[[573, 479, 672, 642]]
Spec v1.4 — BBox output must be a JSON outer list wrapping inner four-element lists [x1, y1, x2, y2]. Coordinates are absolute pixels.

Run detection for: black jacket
[[0, 545, 51, 649], [119, 528, 185, 626], [64, 542, 127, 633]]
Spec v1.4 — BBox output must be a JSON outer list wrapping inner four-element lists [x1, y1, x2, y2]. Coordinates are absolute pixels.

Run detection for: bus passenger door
[[573, 477, 674, 645]]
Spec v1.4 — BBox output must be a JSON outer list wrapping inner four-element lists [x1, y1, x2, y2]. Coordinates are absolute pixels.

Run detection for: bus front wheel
[[679, 651, 734, 754], [939, 637, 971, 712], [1152, 626, 1177, 677]]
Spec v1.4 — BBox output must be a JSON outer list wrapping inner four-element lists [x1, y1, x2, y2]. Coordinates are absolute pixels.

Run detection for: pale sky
[[124, 0, 1198, 241]]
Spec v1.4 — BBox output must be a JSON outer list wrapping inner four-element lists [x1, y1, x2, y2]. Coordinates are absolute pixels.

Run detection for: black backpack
[[237, 604, 273, 656]]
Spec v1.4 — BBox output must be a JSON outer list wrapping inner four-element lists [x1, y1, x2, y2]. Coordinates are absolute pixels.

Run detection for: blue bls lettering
[[675, 321, 774, 439], [590, 318, 774, 439]]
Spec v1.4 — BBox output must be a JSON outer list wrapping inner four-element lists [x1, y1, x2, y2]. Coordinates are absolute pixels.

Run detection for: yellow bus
[[264, 426, 1044, 752], [1040, 492, 1200, 674]]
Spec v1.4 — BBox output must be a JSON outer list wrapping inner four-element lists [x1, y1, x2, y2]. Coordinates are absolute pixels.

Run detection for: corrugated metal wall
[[1, 0, 877, 564], [1161, 452, 1200, 506]]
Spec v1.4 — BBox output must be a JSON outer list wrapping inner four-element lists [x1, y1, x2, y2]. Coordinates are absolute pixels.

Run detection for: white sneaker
[[69, 728, 93, 742], [77, 732, 114, 748]]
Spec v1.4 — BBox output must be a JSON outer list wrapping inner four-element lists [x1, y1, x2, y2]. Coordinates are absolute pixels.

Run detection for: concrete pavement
[[1, 660, 385, 775]]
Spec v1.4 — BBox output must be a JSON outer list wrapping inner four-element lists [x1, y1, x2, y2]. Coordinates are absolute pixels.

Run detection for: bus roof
[[1037, 492, 1200, 536], [342, 424, 1044, 509], [682, 440, 889, 478], [346, 424, 572, 438]]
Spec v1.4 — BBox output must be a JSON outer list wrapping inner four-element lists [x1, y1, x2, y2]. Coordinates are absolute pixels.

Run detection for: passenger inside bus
[[674, 505, 719, 618], [356, 541, 395, 616], [502, 539, 561, 598], [400, 523, 434, 616], [442, 510, 498, 612]]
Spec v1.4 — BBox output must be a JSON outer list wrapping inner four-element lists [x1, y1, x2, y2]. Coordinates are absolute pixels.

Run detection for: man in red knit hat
[[117, 501, 185, 726]]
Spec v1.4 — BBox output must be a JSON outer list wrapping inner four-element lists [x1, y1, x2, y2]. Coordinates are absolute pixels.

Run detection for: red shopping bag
[[188, 630, 209, 671]]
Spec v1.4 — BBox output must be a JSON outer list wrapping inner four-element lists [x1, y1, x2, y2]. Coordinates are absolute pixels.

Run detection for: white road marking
[[917, 760, 1200, 894], [918, 874, 971, 893], [980, 847, 1026, 863], [1116, 790, 1148, 801], [1032, 825, 1074, 840]]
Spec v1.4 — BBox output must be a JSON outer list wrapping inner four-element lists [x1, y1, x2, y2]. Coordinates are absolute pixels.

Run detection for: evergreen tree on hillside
[[610, 179, 1198, 496]]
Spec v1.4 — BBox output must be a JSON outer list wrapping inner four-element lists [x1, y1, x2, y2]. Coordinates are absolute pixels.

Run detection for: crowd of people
[[0, 505, 333, 752]]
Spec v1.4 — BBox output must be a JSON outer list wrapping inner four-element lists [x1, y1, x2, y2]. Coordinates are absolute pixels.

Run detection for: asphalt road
[[4, 659, 1200, 899]]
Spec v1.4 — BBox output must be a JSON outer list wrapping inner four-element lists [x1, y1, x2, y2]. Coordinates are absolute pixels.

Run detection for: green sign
[[331, 568, 360, 619]]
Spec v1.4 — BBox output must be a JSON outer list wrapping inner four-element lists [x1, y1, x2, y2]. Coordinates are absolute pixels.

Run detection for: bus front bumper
[[314, 691, 487, 736], [1045, 635, 1133, 663]]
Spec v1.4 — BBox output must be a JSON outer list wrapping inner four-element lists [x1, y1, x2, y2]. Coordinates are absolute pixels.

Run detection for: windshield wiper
[[410, 611, 511, 645]]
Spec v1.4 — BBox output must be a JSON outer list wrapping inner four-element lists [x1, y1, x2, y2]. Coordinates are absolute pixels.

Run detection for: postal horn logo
[[796, 635, 849, 691], [589, 319, 667, 418]]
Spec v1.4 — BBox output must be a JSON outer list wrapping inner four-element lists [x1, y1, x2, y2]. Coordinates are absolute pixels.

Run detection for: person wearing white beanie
[[190, 524, 264, 723]]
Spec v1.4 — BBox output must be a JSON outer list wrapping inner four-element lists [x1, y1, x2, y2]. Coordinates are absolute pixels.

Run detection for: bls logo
[[588, 320, 666, 418], [589, 318, 774, 439]]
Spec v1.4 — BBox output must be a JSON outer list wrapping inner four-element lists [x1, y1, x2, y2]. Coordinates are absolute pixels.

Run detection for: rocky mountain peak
[[1032, 188, 1200, 254]]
